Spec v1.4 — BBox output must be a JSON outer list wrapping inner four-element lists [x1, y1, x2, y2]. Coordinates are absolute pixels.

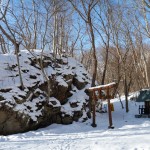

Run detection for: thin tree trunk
[[15, 43, 25, 90], [88, 17, 97, 115], [88, 18, 97, 87], [101, 46, 109, 85], [124, 74, 129, 112], [117, 91, 124, 109], [33, 0, 37, 49]]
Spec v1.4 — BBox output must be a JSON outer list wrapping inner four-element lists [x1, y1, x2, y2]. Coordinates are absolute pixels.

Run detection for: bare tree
[[0, 0, 10, 20], [93, 0, 112, 85], [68, 0, 98, 87], [0, 34, 7, 53], [0, 23, 25, 89]]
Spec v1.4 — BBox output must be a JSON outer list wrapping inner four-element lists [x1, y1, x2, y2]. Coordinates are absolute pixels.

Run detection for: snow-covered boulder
[[0, 50, 91, 135]]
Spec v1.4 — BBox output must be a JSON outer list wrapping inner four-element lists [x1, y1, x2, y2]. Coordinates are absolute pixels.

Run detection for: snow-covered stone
[[0, 50, 91, 135]]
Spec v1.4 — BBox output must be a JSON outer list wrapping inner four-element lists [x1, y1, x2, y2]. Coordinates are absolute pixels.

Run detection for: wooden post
[[91, 91, 97, 127], [107, 88, 114, 129]]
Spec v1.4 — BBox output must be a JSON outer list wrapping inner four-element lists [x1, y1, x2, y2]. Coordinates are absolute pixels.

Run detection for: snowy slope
[[0, 97, 150, 150]]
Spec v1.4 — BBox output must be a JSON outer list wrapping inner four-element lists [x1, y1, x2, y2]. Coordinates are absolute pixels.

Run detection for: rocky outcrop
[[0, 50, 91, 135]]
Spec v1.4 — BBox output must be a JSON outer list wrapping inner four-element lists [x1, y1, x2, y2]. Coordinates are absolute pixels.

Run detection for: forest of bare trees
[[0, 0, 150, 112]]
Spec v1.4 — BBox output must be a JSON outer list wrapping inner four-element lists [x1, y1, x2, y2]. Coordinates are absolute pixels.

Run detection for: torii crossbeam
[[88, 82, 117, 129]]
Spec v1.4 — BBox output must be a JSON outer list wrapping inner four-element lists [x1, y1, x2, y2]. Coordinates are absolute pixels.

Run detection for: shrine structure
[[88, 82, 117, 129]]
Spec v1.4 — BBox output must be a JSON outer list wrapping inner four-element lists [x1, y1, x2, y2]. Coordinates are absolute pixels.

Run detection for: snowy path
[[0, 124, 150, 150], [0, 99, 150, 150]]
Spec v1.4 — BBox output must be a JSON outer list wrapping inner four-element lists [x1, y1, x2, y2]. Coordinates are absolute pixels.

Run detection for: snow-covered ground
[[0, 97, 150, 150]]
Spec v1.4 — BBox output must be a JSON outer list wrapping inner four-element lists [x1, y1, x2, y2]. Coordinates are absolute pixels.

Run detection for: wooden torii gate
[[88, 82, 117, 129]]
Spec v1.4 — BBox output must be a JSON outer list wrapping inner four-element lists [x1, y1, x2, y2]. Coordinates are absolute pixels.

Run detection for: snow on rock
[[0, 50, 91, 135], [48, 97, 61, 108]]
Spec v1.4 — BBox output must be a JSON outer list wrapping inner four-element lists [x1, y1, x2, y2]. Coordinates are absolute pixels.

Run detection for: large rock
[[0, 50, 91, 135]]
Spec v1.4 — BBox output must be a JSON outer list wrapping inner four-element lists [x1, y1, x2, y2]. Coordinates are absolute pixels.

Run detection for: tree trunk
[[0, 35, 7, 54], [88, 17, 97, 115], [124, 74, 129, 112], [117, 91, 124, 109], [88, 18, 97, 87], [101, 46, 109, 85], [15, 43, 25, 90], [39, 57, 51, 102], [33, 0, 37, 49]]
